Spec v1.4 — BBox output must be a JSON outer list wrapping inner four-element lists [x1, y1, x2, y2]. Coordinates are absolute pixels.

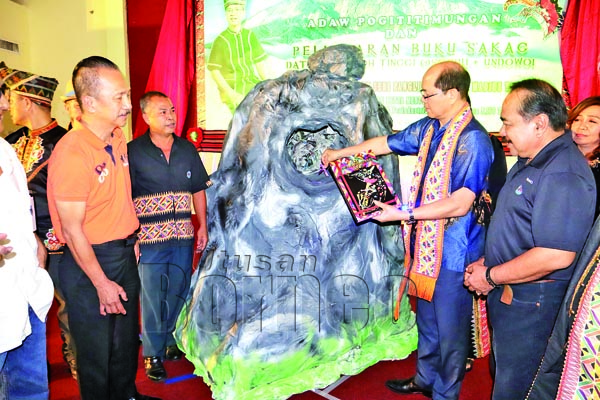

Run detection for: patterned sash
[[402, 105, 472, 301], [556, 248, 600, 400]]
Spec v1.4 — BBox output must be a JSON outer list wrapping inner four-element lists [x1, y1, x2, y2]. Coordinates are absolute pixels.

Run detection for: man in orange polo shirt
[[47, 56, 160, 400]]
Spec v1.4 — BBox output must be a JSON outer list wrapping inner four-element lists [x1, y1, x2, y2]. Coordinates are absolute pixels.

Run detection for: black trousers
[[60, 239, 140, 400]]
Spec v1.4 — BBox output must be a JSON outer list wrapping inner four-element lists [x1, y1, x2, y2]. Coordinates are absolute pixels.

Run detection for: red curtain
[[560, 0, 600, 109], [132, 0, 195, 138]]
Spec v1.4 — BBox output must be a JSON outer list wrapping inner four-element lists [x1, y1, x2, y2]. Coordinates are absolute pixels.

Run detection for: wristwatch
[[485, 267, 499, 289], [407, 208, 416, 225]]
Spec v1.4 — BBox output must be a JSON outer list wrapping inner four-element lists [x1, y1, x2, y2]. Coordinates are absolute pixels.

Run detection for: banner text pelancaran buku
[[200, 0, 565, 132]]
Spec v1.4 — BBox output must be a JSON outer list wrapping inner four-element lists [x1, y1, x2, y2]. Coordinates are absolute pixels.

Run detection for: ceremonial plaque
[[327, 151, 399, 223]]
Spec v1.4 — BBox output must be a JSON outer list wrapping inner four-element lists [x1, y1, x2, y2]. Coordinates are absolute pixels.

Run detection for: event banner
[[198, 0, 566, 132]]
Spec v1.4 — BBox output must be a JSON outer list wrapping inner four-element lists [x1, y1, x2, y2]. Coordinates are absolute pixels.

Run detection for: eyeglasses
[[420, 91, 442, 100], [420, 88, 457, 101]]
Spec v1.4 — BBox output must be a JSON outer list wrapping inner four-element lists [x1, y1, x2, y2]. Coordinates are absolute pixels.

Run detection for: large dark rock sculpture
[[176, 44, 416, 400]]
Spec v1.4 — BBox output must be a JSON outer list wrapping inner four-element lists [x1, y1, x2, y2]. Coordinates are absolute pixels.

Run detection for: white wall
[[0, 1, 30, 67], [0, 0, 129, 135]]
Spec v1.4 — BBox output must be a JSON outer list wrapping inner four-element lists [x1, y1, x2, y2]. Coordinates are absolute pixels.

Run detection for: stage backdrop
[[197, 0, 566, 133]]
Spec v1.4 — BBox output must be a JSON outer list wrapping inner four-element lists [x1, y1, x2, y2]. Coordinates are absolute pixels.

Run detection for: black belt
[[92, 233, 137, 249]]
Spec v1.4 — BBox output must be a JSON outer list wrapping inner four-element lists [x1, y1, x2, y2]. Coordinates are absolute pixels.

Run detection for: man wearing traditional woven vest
[[128, 91, 210, 381], [322, 61, 494, 400], [464, 79, 596, 400]]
